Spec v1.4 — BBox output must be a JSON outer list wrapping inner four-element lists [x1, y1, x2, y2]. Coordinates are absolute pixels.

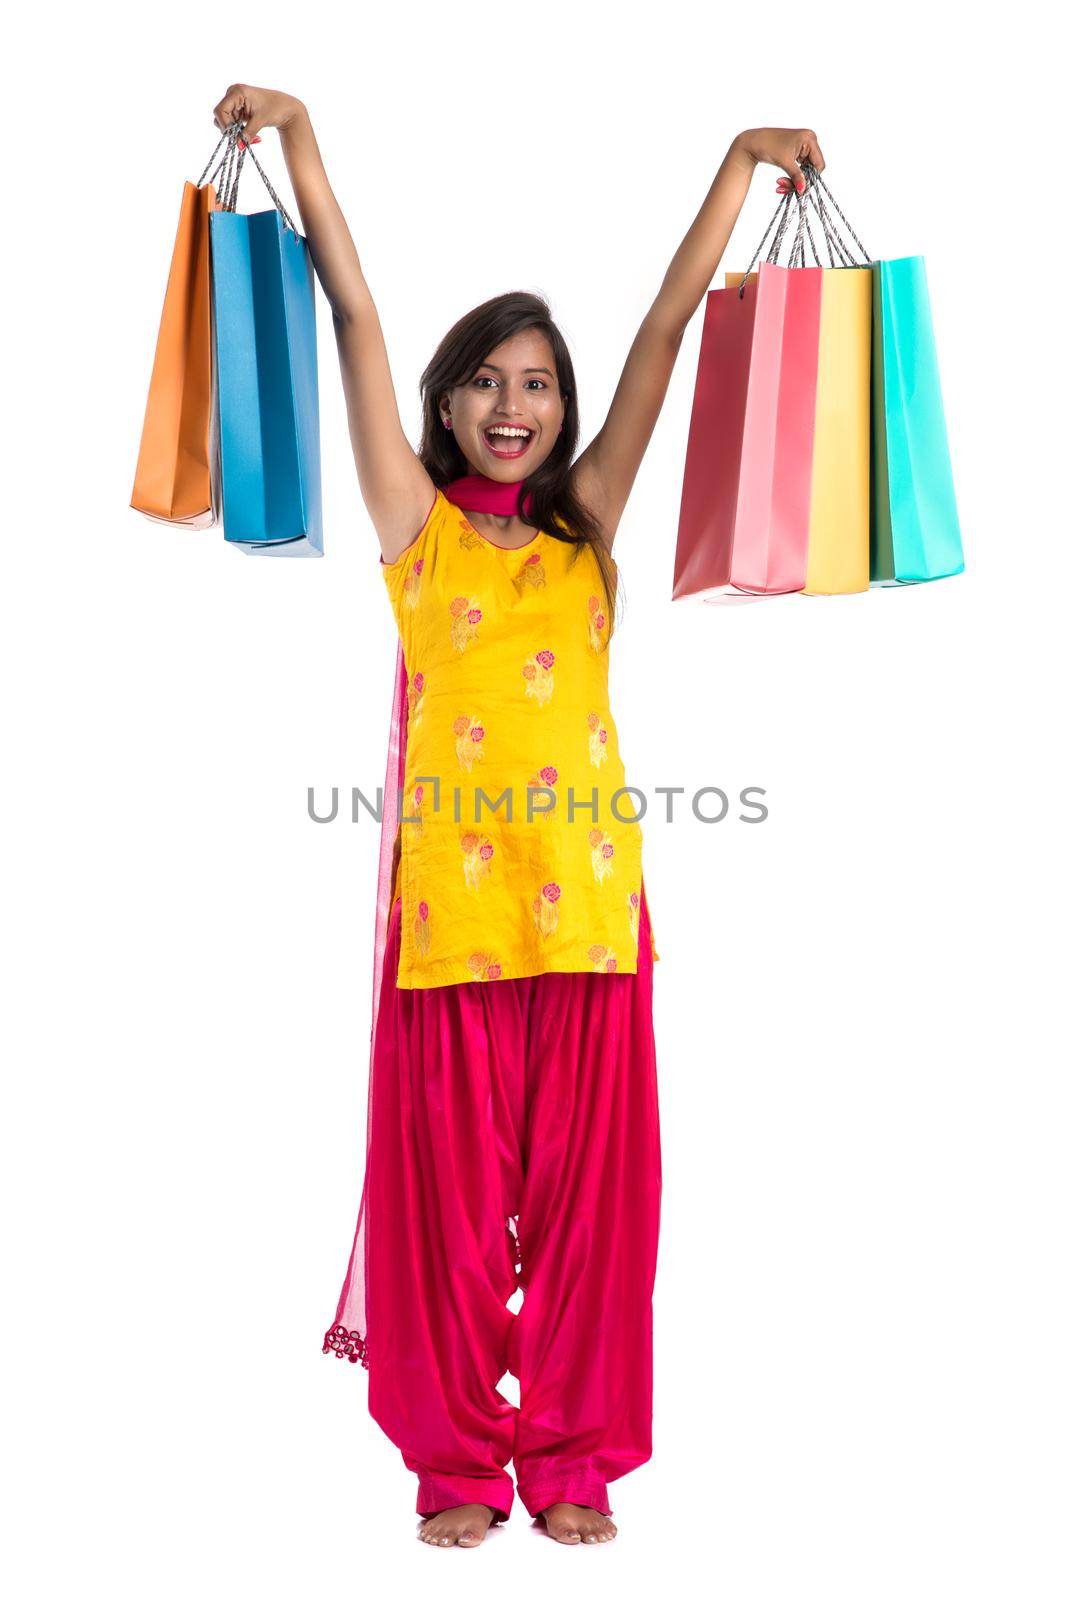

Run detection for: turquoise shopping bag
[[871, 257, 963, 584], [209, 133, 323, 557]]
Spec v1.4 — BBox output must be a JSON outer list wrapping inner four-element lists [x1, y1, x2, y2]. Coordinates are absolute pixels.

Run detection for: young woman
[[210, 84, 824, 1548]]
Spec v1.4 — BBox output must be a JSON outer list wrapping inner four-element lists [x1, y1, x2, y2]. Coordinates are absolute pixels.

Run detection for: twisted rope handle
[[197, 123, 298, 232], [232, 126, 299, 231], [735, 159, 872, 296], [796, 177, 831, 267], [802, 160, 872, 264], [786, 183, 826, 269], [197, 129, 229, 187], [218, 131, 242, 209], [737, 190, 792, 294], [809, 176, 853, 266], [196, 125, 240, 208], [767, 191, 796, 264]]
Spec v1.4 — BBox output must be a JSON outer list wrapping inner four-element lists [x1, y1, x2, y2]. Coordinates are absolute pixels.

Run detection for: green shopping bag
[[871, 257, 964, 584]]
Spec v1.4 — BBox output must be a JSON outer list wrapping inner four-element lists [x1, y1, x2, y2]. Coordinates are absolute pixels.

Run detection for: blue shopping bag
[[208, 139, 323, 557], [870, 257, 963, 584]]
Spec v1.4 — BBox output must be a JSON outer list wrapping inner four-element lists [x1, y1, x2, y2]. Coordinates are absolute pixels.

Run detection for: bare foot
[[417, 1503, 497, 1547], [540, 1502, 618, 1544]]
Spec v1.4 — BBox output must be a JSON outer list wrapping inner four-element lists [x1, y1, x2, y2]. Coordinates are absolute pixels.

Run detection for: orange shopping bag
[[130, 139, 225, 526]]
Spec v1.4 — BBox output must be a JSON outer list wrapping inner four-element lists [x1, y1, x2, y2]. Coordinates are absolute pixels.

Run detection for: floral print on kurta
[[587, 594, 608, 650], [515, 550, 547, 591], [587, 943, 619, 974], [627, 887, 641, 945], [380, 489, 657, 988], [532, 881, 562, 936], [467, 949, 503, 980], [460, 829, 494, 888], [449, 594, 483, 652], [402, 558, 424, 608], [522, 648, 555, 704], [588, 711, 608, 767], [408, 670, 426, 728], [406, 783, 426, 830], [589, 826, 615, 883], [454, 714, 485, 772], [414, 899, 431, 958], [527, 764, 559, 821]]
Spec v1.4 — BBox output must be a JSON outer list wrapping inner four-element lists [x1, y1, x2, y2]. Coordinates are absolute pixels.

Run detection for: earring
[[443, 417, 453, 429]]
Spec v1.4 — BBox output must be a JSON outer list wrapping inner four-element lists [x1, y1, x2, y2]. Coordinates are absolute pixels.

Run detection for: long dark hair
[[417, 291, 621, 637]]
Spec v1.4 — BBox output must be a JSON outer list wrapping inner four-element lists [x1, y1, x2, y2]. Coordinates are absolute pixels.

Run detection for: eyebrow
[[477, 363, 555, 377]]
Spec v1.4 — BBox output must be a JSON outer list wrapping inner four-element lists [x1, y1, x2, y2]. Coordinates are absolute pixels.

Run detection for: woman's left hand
[[737, 127, 825, 193]]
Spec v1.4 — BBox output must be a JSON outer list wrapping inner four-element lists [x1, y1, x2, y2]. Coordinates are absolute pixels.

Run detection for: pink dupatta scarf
[[322, 472, 532, 1368]]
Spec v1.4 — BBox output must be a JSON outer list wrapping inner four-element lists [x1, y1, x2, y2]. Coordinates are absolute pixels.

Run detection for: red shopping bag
[[672, 262, 823, 598]]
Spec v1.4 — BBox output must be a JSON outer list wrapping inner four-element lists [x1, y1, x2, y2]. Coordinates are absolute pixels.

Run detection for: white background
[[5, 2, 1066, 1594]]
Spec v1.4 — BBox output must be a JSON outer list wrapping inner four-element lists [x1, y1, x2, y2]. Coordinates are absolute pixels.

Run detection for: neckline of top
[[461, 512, 544, 554]]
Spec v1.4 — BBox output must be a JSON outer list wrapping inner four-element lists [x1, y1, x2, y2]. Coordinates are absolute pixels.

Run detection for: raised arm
[[211, 85, 435, 563], [569, 127, 825, 548]]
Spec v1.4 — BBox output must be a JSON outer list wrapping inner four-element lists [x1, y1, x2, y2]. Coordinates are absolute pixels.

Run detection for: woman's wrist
[[729, 131, 759, 168], [278, 96, 308, 131], [279, 100, 316, 160]]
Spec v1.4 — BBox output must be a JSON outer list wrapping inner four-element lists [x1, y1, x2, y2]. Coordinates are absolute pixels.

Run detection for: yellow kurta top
[[381, 487, 658, 988]]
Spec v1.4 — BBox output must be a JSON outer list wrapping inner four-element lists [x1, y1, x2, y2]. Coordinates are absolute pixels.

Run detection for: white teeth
[[486, 427, 531, 439]]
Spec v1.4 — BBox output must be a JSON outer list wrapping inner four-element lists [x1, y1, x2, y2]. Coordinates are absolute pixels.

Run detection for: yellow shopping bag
[[803, 265, 872, 595]]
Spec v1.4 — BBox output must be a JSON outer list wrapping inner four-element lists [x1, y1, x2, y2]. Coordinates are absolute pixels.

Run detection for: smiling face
[[441, 328, 567, 482]]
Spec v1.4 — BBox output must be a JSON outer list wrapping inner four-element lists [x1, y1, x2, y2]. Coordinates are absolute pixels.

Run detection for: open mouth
[[482, 426, 534, 460]]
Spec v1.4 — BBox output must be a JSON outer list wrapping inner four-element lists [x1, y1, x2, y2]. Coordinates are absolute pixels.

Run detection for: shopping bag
[[803, 264, 873, 595], [870, 257, 964, 584], [673, 261, 822, 597], [677, 162, 966, 601], [209, 139, 323, 557], [130, 179, 216, 526], [749, 181, 874, 595]]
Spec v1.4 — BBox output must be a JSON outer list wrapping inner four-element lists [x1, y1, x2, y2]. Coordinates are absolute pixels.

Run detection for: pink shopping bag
[[673, 262, 823, 598]]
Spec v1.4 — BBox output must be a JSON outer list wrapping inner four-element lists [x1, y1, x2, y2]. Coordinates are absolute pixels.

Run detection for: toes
[[418, 1519, 454, 1546], [419, 1509, 493, 1548], [543, 1512, 617, 1543], [418, 1497, 498, 1548], [540, 1503, 619, 1545]]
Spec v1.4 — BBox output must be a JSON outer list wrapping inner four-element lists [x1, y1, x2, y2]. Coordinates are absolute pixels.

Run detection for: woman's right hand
[[211, 83, 304, 145]]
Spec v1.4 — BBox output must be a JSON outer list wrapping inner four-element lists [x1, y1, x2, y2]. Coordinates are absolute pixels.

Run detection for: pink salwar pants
[[364, 883, 662, 1523]]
